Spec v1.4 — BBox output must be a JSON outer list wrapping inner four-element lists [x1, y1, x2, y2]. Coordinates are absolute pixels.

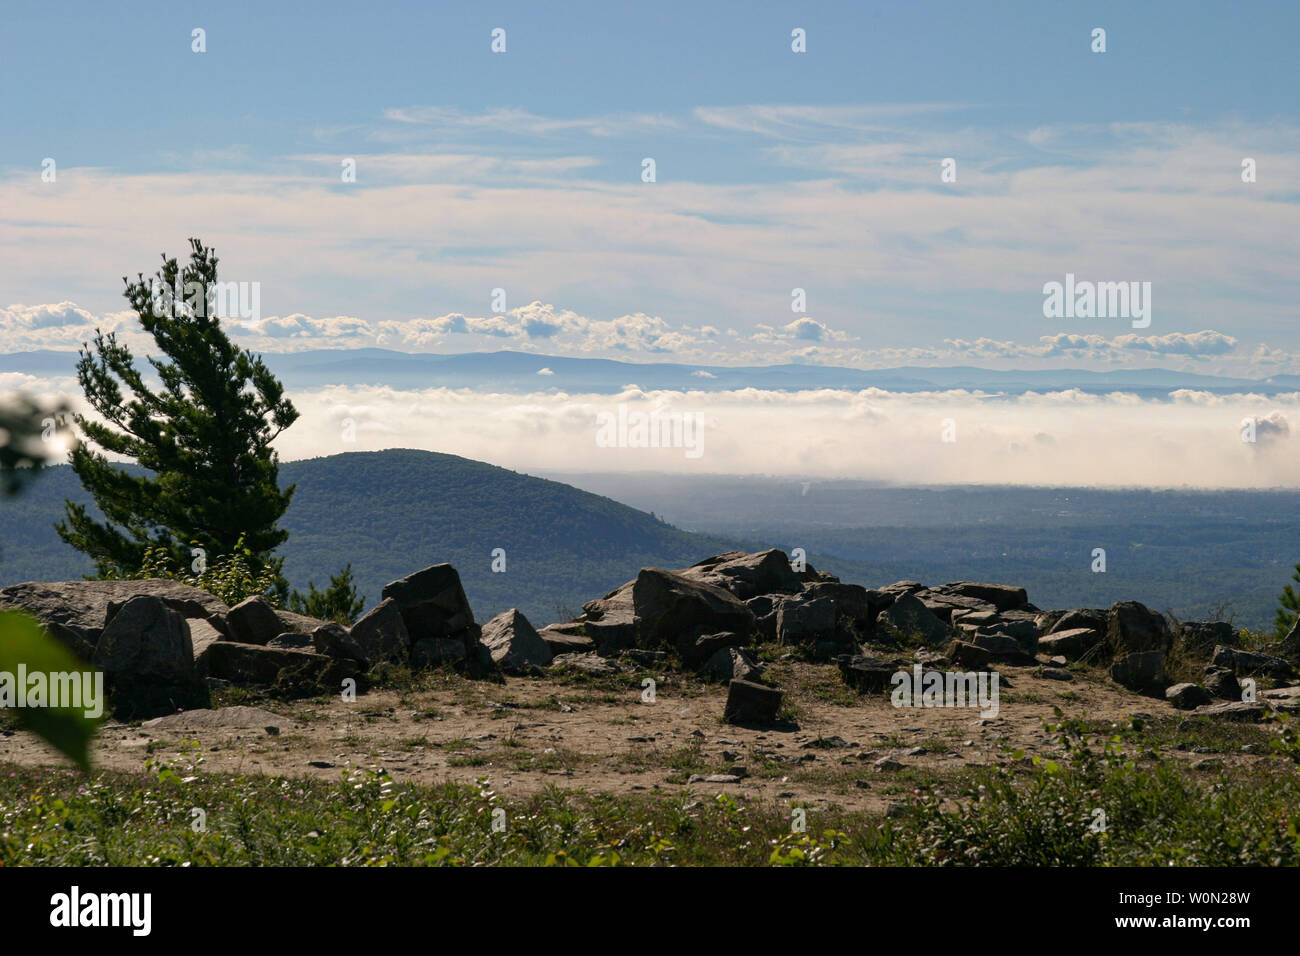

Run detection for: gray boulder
[[1049, 608, 1108, 635], [1107, 601, 1170, 658], [798, 581, 883, 631], [206, 642, 357, 692], [479, 608, 552, 672], [226, 595, 284, 646], [1191, 701, 1268, 722], [550, 652, 620, 675], [189, 618, 225, 675], [677, 549, 802, 599], [575, 583, 640, 655], [975, 618, 1039, 655], [679, 630, 745, 665], [267, 632, 314, 650], [1211, 644, 1293, 677], [879, 580, 925, 600], [838, 654, 902, 693], [946, 640, 993, 669], [935, 582, 1028, 612], [1178, 621, 1236, 656], [536, 623, 596, 656], [968, 631, 1035, 664], [703, 646, 763, 683], [381, 564, 476, 643], [348, 598, 410, 665], [1037, 627, 1103, 660], [1110, 650, 1167, 694], [1202, 666, 1242, 700], [628, 568, 755, 650], [411, 637, 468, 667], [775, 596, 837, 645], [917, 590, 997, 623], [1166, 682, 1212, 710], [312, 622, 369, 666], [93, 595, 208, 719], [723, 679, 783, 725], [876, 593, 949, 646], [40, 621, 98, 662], [273, 608, 330, 635]]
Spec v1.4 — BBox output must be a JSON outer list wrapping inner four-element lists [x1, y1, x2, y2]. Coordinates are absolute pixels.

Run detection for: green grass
[[4, 708, 1300, 865]]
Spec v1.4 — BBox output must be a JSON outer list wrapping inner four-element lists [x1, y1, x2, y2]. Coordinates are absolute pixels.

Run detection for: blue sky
[[2, 0, 1298, 374]]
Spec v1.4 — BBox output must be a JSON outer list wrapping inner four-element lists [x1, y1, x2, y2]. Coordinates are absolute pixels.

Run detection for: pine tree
[[56, 239, 298, 581], [288, 564, 366, 625]]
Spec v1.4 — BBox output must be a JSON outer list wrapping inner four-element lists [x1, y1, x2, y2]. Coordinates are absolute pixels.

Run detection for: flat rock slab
[[0, 578, 229, 635], [1191, 701, 1268, 721], [141, 706, 295, 732]]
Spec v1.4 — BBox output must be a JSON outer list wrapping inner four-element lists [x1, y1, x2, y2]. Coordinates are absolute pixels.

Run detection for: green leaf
[[0, 610, 99, 770]]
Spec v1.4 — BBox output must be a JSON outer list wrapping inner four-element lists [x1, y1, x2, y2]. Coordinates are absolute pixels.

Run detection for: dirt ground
[[0, 660, 1279, 814]]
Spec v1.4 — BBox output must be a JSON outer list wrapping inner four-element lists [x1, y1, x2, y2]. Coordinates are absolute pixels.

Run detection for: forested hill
[[0, 449, 742, 626]]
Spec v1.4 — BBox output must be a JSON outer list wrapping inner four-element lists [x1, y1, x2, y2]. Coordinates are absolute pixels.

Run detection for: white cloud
[[256, 385, 1300, 488], [2, 111, 1296, 373]]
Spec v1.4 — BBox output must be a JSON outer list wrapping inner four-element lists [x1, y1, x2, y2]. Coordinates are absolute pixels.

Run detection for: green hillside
[[0, 450, 743, 626]]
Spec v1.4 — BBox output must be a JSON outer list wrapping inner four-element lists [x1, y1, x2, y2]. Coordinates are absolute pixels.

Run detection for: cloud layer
[[3, 109, 1297, 374], [11, 374, 1298, 489]]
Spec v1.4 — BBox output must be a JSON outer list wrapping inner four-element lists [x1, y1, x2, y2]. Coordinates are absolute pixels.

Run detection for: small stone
[[687, 773, 742, 784], [1166, 682, 1212, 710], [723, 679, 783, 725]]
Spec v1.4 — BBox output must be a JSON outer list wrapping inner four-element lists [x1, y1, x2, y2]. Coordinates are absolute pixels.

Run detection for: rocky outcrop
[[1, 551, 1273, 723]]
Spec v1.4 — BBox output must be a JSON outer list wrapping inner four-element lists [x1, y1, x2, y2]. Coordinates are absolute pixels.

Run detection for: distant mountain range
[[2, 448, 1295, 630], [0, 450, 760, 627], [4, 348, 1293, 396]]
